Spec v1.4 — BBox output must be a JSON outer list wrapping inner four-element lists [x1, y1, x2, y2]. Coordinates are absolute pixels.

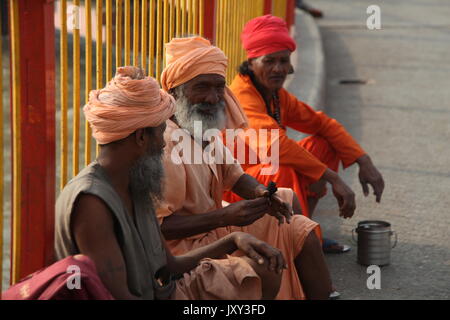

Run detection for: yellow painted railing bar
[[0, 6, 3, 294], [176, 0, 181, 36], [148, 0, 155, 77], [163, 0, 169, 67], [60, 0, 68, 188], [85, 0, 92, 166], [141, 0, 148, 72], [84, 0, 92, 165], [199, 0, 204, 36], [188, 0, 194, 35], [96, 0, 103, 156], [96, 0, 103, 89], [124, 0, 130, 65], [106, 0, 113, 80], [192, 0, 198, 35], [155, 0, 163, 80], [133, 0, 139, 66], [181, 0, 186, 36], [116, 0, 123, 69], [10, 0, 22, 284], [73, 0, 81, 176], [169, 0, 174, 43]]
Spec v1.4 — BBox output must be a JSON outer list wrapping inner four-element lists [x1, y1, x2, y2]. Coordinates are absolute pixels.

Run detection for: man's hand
[[232, 232, 286, 274], [223, 197, 270, 227], [254, 185, 293, 225], [322, 169, 356, 219], [356, 155, 385, 203]]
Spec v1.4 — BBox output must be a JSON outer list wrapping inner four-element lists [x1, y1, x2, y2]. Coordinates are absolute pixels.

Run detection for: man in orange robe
[[224, 15, 385, 253], [157, 36, 336, 300]]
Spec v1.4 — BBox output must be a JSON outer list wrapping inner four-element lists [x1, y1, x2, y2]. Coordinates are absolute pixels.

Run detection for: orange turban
[[83, 66, 175, 144], [161, 36, 248, 129]]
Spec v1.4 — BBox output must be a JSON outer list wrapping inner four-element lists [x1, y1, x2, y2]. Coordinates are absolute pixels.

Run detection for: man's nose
[[204, 89, 220, 105]]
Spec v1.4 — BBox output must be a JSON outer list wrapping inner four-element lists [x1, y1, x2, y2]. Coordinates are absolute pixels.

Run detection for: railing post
[[263, 0, 272, 15], [286, 0, 296, 28], [9, 0, 55, 283], [203, 0, 216, 43]]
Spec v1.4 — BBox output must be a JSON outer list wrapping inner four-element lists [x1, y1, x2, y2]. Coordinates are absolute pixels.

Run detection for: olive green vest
[[54, 161, 174, 300]]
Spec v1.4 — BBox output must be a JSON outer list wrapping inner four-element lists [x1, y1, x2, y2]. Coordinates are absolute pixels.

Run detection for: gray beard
[[174, 93, 226, 140], [129, 150, 164, 208]]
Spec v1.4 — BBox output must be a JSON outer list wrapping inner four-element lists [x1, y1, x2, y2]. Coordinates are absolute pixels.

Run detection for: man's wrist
[[254, 184, 267, 199], [322, 168, 339, 184], [356, 154, 371, 166]]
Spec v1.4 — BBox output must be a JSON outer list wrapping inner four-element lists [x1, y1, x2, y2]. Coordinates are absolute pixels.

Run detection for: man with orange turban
[[225, 14, 385, 253], [48, 66, 287, 300], [157, 37, 335, 300]]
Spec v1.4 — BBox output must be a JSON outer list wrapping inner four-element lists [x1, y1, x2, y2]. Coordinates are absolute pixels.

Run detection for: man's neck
[[97, 151, 131, 196]]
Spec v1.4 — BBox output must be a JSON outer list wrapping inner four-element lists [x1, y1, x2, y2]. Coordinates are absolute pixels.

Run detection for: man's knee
[[243, 257, 282, 300]]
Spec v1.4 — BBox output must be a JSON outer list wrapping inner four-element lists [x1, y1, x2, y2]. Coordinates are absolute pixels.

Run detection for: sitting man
[[225, 15, 385, 252], [157, 36, 334, 300], [50, 66, 286, 300]]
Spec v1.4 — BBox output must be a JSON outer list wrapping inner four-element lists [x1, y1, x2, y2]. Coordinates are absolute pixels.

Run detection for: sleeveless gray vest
[[54, 161, 174, 299]]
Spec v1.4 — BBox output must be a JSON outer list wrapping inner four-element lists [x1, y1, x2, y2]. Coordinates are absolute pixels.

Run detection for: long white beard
[[174, 93, 226, 140]]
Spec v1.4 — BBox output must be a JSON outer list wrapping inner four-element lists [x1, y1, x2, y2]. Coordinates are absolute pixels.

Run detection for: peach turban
[[161, 36, 248, 129], [83, 66, 175, 144]]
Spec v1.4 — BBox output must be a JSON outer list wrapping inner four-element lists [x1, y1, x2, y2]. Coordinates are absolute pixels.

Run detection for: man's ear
[[134, 128, 147, 147], [288, 64, 294, 74]]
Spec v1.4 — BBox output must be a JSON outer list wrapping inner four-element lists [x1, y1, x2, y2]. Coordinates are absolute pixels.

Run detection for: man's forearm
[[232, 174, 265, 200], [170, 233, 238, 275], [160, 207, 229, 240]]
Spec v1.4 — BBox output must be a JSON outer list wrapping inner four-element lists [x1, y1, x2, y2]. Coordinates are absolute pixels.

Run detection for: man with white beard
[[157, 37, 336, 300], [52, 66, 286, 300]]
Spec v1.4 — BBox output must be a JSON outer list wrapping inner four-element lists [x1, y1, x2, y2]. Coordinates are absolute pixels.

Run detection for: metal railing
[[1, 0, 295, 291]]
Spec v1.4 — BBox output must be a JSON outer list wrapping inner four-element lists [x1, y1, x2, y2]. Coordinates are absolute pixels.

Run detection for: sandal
[[322, 238, 351, 254]]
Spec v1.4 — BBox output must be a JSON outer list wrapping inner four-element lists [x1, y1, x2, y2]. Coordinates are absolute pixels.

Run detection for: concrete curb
[[285, 9, 326, 140]]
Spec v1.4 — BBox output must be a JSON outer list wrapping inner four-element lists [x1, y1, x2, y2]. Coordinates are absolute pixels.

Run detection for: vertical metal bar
[[96, 0, 103, 156], [169, 0, 174, 43], [163, 0, 169, 67], [60, 0, 68, 188], [133, 0, 139, 66], [192, 0, 198, 35], [0, 3, 3, 294], [141, 0, 148, 72], [199, 0, 204, 36], [187, 0, 193, 35], [155, 0, 162, 80], [10, 0, 22, 285], [85, 0, 92, 166], [176, 0, 181, 36], [9, 0, 56, 283], [180, 0, 186, 36], [106, 0, 113, 80], [148, 0, 155, 77], [96, 0, 103, 89], [124, 0, 130, 65], [116, 0, 123, 69], [73, 0, 80, 176]]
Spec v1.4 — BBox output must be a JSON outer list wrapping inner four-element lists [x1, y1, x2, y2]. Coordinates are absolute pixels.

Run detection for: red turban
[[241, 15, 296, 59]]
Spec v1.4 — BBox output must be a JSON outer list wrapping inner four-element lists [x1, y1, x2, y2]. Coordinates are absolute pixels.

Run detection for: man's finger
[[245, 246, 264, 265], [360, 180, 369, 197]]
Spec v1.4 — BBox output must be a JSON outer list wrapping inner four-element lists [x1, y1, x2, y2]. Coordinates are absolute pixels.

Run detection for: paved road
[[310, 0, 450, 299]]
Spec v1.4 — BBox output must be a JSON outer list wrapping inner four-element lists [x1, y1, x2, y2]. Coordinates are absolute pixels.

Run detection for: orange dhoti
[[224, 135, 340, 241]]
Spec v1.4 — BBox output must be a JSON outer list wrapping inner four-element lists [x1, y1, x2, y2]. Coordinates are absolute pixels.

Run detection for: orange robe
[[224, 74, 366, 219], [157, 119, 318, 300]]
